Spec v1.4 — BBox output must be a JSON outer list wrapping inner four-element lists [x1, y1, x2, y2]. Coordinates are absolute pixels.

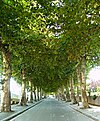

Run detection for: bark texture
[[66, 88, 71, 102], [80, 57, 89, 108], [33, 86, 37, 101], [37, 87, 40, 101], [70, 77, 77, 104], [20, 69, 27, 106], [1, 48, 11, 112], [29, 78, 33, 103]]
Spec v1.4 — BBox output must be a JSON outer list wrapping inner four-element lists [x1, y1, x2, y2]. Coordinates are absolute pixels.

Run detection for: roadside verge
[[1, 100, 43, 121], [67, 102, 100, 121]]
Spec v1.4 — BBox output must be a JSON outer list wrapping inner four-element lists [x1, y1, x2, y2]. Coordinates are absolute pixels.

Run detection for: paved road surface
[[11, 98, 94, 121]]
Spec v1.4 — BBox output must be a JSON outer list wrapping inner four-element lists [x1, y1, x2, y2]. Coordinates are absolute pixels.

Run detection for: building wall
[[88, 96, 100, 106]]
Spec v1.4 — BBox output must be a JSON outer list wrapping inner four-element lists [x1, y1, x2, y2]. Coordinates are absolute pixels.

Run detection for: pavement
[[65, 101, 100, 121], [0, 100, 43, 121], [0, 99, 100, 121]]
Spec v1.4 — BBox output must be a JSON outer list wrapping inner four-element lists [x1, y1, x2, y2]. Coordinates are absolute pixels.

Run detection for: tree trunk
[[40, 88, 42, 100], [1, 48, 11, 112], [20, 69, 27, 106], [76, 86, 80, 106], [33, 85, 37, 101], [80, 57, 89, 108], [29, 78, 33, 103], [61, 85, 66, 101], [37, 87, 40, 101], [76, 66, 81, 105], [70, 77, 77, 104], [65, 81, 71, 102], [66, 87, 71, 102]]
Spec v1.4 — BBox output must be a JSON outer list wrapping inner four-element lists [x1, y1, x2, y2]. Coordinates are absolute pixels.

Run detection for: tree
[[0, 42, 11, 111], [56, 0, 99, 108]]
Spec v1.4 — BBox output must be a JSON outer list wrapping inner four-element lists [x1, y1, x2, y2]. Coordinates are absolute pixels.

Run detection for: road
[[11, 98, 94, 121]]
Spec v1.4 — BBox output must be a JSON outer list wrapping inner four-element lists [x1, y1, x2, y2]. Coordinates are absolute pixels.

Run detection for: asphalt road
[[11, 98, 94, 121]]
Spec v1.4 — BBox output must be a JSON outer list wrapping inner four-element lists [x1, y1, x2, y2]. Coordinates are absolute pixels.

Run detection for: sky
[[10, 77, 21, 96], [88, 66, 100, 82]]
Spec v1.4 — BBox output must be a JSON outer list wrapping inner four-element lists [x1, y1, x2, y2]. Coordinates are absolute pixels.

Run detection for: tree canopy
[[0, 0, 100, 93]]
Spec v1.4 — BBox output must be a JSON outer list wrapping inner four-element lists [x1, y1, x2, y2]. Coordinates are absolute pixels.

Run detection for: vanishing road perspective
[[10, 98, 94, 121]]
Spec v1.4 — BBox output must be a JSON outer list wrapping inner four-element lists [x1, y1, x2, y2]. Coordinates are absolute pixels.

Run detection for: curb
[[69, 105, 100, 121], [2, 100, 43, 121]]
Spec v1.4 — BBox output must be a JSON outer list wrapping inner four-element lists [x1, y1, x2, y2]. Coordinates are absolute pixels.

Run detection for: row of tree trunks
[[0, 43, 43, 112], [57, 57, 89, 108], [36, 87, 43, 101], [29, 80, 43, 103], [20, 74, 43, 105]]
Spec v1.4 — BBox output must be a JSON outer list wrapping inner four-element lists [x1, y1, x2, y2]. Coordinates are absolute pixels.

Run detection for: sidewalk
[[0, 100, 42, 121], [66, 102, 100, 121]]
